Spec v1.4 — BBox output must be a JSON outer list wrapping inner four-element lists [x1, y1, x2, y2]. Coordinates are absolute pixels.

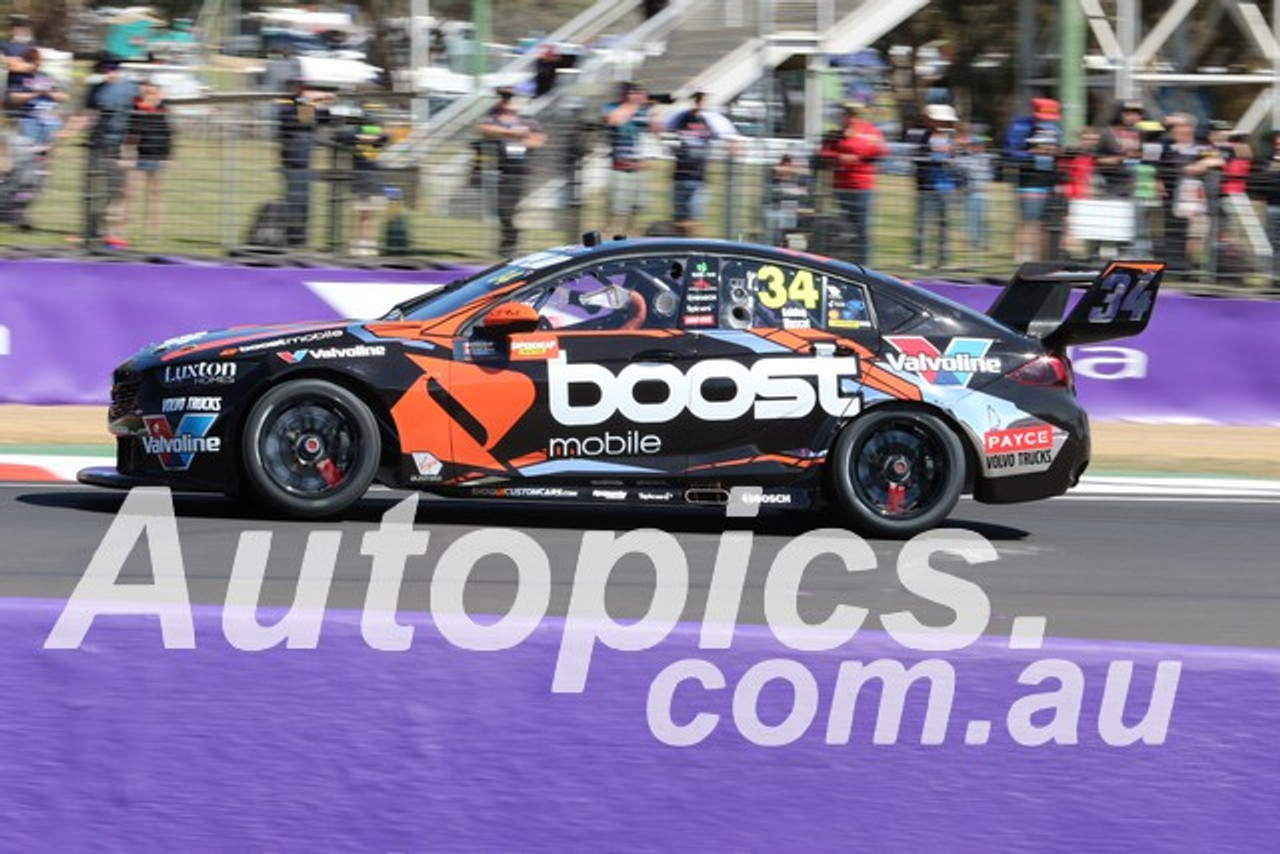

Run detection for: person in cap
[[1002, 95, 1063, 261], [665, 91, 738, 236], [818, 100, 887, 263], [905, 102, 960, 269], [81, 55, 138, 248], [479, 86, 545, 257], [277, 76, 335, 247], [601, 81, 663, 235]]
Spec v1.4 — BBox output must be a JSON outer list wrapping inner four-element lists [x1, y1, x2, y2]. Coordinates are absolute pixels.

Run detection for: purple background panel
[[3, 600, 1276, 852], [0, 260, 462, 405], [1, 259, 1278, 424]]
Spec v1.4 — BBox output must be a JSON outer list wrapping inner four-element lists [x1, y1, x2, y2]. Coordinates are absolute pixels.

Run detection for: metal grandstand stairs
[[392, 0, 931, 236]]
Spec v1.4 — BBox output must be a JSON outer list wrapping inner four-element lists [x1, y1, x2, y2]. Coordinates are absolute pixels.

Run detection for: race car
[[79, 235, 1163, 537]]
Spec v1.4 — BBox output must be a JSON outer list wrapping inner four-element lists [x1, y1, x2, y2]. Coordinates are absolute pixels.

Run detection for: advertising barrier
[[0, 259, 1277, 424]]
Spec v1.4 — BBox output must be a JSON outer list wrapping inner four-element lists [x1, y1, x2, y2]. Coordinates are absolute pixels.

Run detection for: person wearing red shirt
[[820, 102, 887, 263]]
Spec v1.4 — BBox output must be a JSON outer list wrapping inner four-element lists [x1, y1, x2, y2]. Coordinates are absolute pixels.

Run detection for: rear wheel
[[831, 409, 965, 538], [240, 379, 380, 519]]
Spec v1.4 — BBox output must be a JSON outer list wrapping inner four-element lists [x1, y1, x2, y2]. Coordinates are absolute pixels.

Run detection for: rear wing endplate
[[987, 260, 1165, 350]]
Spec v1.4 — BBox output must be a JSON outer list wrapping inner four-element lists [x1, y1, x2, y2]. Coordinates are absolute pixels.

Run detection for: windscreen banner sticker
[[884, 337, 1001, 386]]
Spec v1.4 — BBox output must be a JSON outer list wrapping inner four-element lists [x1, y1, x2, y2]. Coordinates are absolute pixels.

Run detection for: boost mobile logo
[[884, 337, 1001, 386], [548, 353, 861, 426]]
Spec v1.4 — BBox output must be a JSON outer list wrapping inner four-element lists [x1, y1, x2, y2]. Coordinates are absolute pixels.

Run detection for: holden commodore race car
[[80, 235, 1162, 537]]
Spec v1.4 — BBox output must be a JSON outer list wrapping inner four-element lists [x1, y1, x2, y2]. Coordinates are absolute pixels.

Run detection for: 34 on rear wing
[[986, 260, 1164, 350]]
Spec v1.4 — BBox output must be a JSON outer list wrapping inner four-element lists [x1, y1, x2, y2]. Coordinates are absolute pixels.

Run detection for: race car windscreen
[[388, 249, 578, 322]]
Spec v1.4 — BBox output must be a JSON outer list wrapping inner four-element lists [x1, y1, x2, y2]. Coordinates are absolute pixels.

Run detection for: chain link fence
[[1, 83, 1276, 293]]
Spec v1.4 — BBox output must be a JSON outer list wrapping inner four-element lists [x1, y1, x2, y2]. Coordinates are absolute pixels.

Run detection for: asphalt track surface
[[3, 483, 1278, 648]]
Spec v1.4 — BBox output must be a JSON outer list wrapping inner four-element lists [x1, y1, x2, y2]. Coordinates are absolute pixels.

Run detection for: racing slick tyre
[[830, 409, 966, 539], [240, 379, 381, 519]]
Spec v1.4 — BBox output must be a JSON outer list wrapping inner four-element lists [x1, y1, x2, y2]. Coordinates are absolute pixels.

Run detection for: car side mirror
[[479, 301, 540, 336]]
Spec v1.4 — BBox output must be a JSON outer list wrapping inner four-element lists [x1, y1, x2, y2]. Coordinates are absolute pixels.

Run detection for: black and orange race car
[[80, 236, 1162, 536]]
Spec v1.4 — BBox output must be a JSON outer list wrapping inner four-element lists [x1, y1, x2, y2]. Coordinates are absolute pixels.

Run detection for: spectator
[[1159, 113, 1223, 270], [8, 48, 66, 151], [1096, 100, 1145, 198], [3, 15, 34, 98], [125, 79, 173, 243], [82, 56, 138, 248], [1209, 121, 1255, 273], [277, 77, 334, 248], [1131, 118, 1166, 255], [665, 91, 725, 236], [1010, 97, 1063, 262], [602, 81, 661, 235], [334, 112, 390, 257], [1254, 130, 1280, 280], [906, 102, 959, 270], [764, 152, 809, 246], [1062, 126, 1102, 258], [954, 125, 995, 262], [478, 87, 544, 258], [819, 101, 887, 263]]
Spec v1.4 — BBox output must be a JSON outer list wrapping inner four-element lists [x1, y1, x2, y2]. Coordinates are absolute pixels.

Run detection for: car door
[[447, 255, 700, 483], [682, 253, 869, 479]]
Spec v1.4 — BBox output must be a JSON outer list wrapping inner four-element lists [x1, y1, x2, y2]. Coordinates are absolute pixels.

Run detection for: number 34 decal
[[1089, 270, 1155, 323], [756, 265, 822, 310]]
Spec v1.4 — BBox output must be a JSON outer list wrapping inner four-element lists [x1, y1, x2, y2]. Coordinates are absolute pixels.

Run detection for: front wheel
[[240, 379, 381, 519], [830, 409, 966, 539]]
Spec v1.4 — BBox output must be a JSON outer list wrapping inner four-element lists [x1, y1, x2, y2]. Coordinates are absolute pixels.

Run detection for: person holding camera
[[602, 81, 662, 236], [334, 110, 390, 257], [277, 77, 334, 248], [478, 86, 544, 258]]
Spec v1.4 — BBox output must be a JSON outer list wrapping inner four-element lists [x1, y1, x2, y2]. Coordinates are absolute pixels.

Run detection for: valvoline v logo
[[884, 337, 1001, 386], [141, 414, 221, 471], [277, 350, 309, 364]]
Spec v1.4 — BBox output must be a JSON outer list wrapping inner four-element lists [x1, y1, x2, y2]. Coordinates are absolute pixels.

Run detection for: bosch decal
[[884, 337, 1001, 386]]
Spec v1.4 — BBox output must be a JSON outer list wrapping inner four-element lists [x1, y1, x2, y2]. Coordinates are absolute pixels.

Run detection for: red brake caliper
[[316, 458, 342, 487], [886, 484, 906, 514]]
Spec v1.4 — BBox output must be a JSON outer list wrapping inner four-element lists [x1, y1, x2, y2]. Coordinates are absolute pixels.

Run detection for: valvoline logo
[[884, 337, 1001, 386], [141, 414, 220, 471], [277, 350, 310, 364]]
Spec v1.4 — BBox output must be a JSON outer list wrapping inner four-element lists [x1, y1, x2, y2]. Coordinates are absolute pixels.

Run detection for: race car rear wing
[[987, 260, 1164, 350]]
